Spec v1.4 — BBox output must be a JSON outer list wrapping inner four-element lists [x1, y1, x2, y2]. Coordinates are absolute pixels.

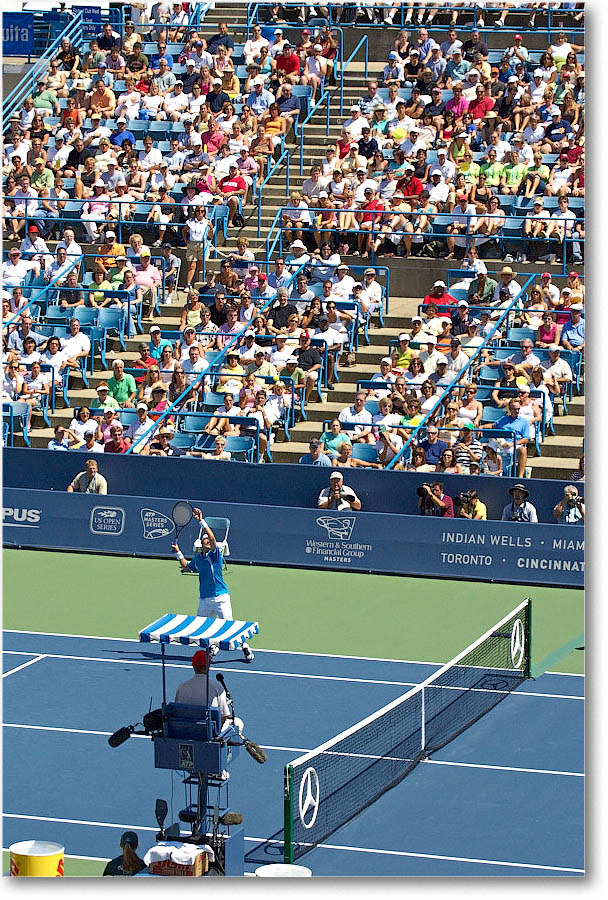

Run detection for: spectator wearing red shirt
[[423, 281, 458, 308], [133, 342, 158, 384], [275, 44, 301, 82], [356, 186, 385, 255], [396, 166, 424, 207], [468, 84, 495, 123], [103, 421, 131, 453], [218, 164, 247, 227], [564, 134, 584, 167]]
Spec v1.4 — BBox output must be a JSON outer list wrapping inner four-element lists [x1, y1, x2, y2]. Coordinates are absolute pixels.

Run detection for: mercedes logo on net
[[298, 766, 320, 829], [510, 618, 525, 669]]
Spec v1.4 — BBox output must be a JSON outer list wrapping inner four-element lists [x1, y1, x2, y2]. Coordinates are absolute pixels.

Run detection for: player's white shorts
[[197, 592, 233, 619]]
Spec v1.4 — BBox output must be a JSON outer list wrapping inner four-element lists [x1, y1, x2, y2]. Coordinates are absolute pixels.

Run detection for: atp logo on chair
[[316, 516, 356, 540]]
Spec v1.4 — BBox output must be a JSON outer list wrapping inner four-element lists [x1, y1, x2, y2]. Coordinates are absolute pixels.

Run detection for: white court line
[[0, 650, 584, 700], [1, 814, 583, 874], [2, 655, 46, 678], [2, 723, 584, 778], [2, 628, 585, 676]]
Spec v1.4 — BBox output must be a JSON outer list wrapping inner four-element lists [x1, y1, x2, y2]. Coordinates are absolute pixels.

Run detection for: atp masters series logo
[[305, 516, 372, 564], [141, 508, 175, 540]]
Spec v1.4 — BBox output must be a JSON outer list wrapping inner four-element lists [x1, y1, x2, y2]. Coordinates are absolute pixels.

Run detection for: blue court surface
[[3, 630, 584, 876]]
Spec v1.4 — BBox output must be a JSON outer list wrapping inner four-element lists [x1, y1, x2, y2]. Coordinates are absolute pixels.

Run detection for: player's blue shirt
[[187, 547, 228, 598]]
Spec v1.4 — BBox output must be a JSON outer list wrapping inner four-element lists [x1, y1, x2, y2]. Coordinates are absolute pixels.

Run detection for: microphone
[[219, 811, 243, 826], [108, 725, 133, 748], [216, 673, 231, 700], [243, 738, 267, 764]]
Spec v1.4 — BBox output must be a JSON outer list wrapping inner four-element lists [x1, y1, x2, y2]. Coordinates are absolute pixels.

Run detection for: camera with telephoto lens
[[416, 483, 432, 498], [510, 505, 527, 522], [453, 491, 476, 516]]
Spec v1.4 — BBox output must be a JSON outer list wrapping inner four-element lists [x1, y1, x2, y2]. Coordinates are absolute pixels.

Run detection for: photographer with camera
[[501, 484, 538, 523], [417, 481, 454, 518], [453, 489, 487, 520], [553, 485, 584, 525], [318, 470, 362, 511]]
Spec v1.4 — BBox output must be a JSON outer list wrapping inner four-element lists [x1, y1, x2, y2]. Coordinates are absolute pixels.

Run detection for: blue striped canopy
[[140, 613, 259, 650]]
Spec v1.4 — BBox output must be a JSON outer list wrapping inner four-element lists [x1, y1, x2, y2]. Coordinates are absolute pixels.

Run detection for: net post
[[283, 764, 294, 864], [524, 597, 532, 680], [421, 686, 426, 754]]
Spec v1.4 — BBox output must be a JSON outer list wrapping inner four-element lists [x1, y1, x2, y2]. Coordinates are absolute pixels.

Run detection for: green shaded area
[[2, 851, 106, 877], [3, 549, 584, 674]]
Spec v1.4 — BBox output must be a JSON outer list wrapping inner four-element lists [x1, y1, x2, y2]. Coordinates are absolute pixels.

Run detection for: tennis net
[[283, 599, 531, 861]]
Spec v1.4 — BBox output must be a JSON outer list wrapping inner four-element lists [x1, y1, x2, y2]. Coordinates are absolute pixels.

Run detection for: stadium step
[[538, 434, 585, 459], [550, 414, 586, 439], [527, 455, 583, 480]]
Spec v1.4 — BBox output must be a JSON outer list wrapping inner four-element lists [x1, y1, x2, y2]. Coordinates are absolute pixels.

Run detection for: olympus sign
[[3, 507, 41, 526]]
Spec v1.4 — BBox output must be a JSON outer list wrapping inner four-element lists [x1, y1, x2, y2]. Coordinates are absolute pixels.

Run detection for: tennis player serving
[[172, 507, 254, 663]]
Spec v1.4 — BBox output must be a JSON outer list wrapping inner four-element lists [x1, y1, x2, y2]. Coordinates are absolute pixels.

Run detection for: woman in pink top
[[81, 181, 111, 242], [536, 311, 562, 348]]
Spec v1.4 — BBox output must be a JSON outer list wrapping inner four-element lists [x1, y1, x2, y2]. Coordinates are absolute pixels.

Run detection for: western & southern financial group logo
[[315, 516, 356, 540]]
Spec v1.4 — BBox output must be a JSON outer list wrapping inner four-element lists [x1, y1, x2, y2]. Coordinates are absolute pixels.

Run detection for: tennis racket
[[171, 500, 193, 548]]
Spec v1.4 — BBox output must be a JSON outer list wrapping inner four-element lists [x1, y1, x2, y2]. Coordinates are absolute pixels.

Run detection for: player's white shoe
[[242, 646, 254, 664]]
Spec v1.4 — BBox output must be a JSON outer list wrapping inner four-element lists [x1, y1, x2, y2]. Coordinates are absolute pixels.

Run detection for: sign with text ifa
[[3, 13, 34, 56]]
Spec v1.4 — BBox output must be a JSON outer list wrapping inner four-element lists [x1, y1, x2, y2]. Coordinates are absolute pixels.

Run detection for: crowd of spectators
[[300, 258, 583, 475], [2, 3, 584, 487], [275, 13, 584, 265], [2, 9, 337, 250]]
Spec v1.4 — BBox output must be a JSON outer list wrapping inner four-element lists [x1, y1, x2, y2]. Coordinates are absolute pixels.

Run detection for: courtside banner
[[3, 489, 583, 587]]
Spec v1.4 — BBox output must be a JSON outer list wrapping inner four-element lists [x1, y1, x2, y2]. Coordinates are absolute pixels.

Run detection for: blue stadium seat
[[167, 432, 195, 450], [352, 443, 379, 465], [223, 435, 255, 462], [97, 307, 127, 350]]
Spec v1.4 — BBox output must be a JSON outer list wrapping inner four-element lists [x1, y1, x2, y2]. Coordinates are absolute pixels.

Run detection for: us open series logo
[[89, 506, 125, 535]]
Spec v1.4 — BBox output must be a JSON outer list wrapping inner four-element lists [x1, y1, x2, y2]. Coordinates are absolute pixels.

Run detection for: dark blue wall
[[3, 488, 584, 588], [3, 447, 576, 524]]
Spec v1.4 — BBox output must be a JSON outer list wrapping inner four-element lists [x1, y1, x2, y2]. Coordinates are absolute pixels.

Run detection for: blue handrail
[[2, 11, 85, 124], [257, 145, 291, 237], [2, 253, 85, 330], [246, 2, 583, 38], [267, 209, 584, 276], [386, 273, 537, 470], [339, 34, 368, 118], [298, 88, 331, 176]]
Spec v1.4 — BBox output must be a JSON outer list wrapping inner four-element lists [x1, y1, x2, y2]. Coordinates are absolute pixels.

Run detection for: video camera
[[108, 707, 163, 748], [453, 490, 477, 516]]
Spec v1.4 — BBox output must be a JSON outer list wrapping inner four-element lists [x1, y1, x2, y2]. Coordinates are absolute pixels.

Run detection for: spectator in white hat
[[300, 43, 327, 101], [342, 105, 368, 140], [418, 335, 446, 374]]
